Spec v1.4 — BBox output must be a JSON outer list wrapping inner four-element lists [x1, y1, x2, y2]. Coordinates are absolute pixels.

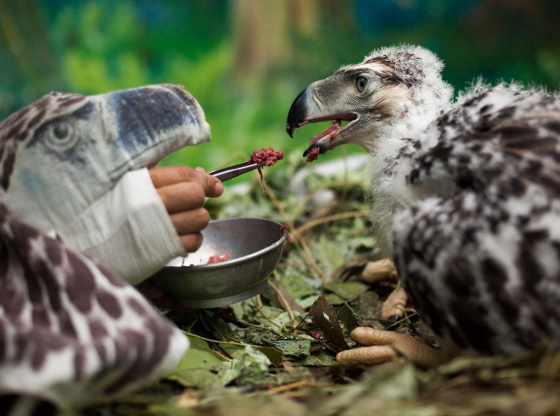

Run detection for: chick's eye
[[355, 76, 368, 93]]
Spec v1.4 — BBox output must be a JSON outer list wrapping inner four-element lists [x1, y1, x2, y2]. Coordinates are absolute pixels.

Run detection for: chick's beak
[[286, 87, 312, 138], [286, 85, 358, 160]]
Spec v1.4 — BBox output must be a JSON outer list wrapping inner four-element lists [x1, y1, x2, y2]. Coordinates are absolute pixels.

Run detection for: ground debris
[[308, 296, 349, 353], [86, 153, 560, 416]]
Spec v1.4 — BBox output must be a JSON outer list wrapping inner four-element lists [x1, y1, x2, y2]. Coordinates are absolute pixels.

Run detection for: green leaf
[[166, 337, 225, 389], [230, 299, 285, 327], [323, 293, 347, 305], [270, 339, 311, 357], [221, 345, 272, 386], [292, 349, 338, 367], [323, 281, 369, 302], [147, 404, 195, 416], [338, 302, 362, 332], [277, 273, 317, 300], [298, 295, 320, 309]]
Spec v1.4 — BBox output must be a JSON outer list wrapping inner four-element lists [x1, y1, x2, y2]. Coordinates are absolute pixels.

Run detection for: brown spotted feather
[[0, 202, 184, 406], [393, 88, 560, 354], [0, 85, 207, 409]]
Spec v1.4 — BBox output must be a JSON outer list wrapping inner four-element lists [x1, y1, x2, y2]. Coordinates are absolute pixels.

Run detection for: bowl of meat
[[153, 217, 289, 308]]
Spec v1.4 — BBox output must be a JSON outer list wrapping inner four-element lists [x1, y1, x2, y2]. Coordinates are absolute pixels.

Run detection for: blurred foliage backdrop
[[1, 0, 560, 169]]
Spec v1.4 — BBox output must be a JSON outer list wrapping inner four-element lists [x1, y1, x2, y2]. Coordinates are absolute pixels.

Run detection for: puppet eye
[[45, 120, 77, 152], [355, 76, 368, 93]]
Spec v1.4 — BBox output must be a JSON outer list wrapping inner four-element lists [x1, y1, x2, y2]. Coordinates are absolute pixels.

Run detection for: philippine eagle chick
[[287, 45, 560, 365]]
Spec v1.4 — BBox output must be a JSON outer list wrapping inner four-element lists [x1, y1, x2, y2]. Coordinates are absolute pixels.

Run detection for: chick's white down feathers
[[288, 45, 560, 355]]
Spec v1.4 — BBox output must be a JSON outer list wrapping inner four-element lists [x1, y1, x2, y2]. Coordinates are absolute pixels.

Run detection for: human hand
[[135, 277, 196, 311], [149, 166, 224, 252]]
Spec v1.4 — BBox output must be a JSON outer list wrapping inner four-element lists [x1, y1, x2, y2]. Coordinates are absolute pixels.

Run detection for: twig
[[222, 315, 273, 330], [185, 315, 199, 332], [268, 280, 297, 333], [265, 380, 318, 395], [211, 350, 232, 362], [251, 297, 283, 330], [292, 210, 370, 240], [291, 187, 333, 222], [212, 322, 230, 342], [263, 182, 293, 230], [181, 330, 253, 348], [279, 391, 313, 399], [298, 237, 326, 280], [280, 258, 318, 279]]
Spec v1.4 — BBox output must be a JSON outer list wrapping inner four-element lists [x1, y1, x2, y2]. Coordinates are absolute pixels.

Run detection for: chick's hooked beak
[[286, 86, 358, 161], [286, 88, 311, 138]]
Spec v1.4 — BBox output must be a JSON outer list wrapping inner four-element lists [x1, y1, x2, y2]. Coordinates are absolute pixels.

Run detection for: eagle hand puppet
[[0, 84, 211, 410]]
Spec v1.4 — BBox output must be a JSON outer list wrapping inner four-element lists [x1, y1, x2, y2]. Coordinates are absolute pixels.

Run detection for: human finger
[[136, 278, 195, 311], [149, 166, 191, 187], [188, 166, 224, 198], [157, 181, 207, 214], [169, 207, 210, 235], [150, 166, 223, 197], [178, 232, 204, 252]]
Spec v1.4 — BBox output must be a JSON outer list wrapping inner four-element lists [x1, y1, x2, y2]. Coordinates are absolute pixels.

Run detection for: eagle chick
[[287, 45, 560, 360]]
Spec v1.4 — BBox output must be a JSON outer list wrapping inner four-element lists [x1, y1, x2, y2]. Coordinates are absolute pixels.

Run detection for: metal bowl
[[153, 218, 288, 308]]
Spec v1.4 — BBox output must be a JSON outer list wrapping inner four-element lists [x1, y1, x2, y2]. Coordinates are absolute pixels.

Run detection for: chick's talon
[[380, 282, 410, 321], [358, 261, 411, 321], [336, 327, 444, 367], [360, 259, 398, 284], [336, 345, 398, 365]]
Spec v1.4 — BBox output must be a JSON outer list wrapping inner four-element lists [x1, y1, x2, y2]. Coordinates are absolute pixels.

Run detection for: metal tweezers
[[209, 161, 263, 182]]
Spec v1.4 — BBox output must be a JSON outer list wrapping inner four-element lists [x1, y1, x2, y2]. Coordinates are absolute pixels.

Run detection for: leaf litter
[[85, 151, 560, 416]]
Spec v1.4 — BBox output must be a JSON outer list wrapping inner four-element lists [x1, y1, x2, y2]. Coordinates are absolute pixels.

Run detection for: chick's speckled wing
[[392, 86, 560, 355]]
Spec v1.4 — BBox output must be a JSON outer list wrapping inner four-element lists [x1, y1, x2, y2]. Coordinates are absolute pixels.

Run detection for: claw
[[336, 327, 444, 367], [380, 283, 410, 321], [359, 259, 398, 284]]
